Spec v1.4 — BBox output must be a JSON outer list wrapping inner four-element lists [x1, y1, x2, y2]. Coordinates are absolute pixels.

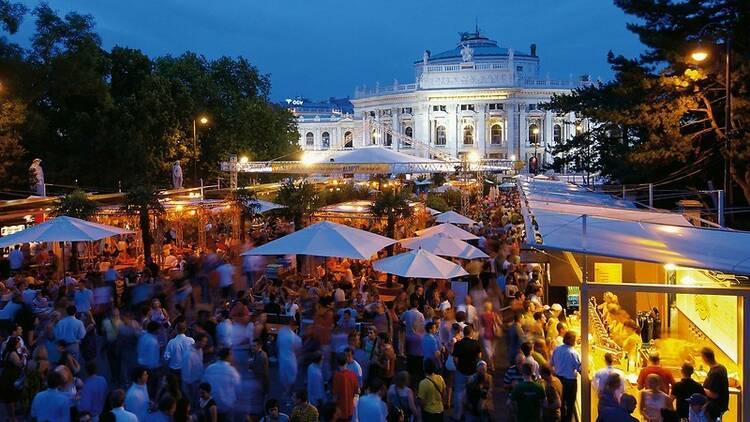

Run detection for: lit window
[[321, 131, 330, 149], [490, 124, 503, 145], [529, 124, 539, 144], [435, 125, 447, 146], [463, 125, 474, 145], [305, 132, 314, 146]]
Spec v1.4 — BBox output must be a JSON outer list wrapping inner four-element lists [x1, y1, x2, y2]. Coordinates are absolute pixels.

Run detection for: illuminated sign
[[1, 224, 27, 236], [285, 99, 304, 106]]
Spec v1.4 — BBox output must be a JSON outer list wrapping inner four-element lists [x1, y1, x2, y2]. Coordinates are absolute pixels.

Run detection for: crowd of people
[[0, 185, 732, 422]]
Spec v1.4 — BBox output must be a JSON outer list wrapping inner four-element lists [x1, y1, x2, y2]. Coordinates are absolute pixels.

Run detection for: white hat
[[551, 303, 563, 312]]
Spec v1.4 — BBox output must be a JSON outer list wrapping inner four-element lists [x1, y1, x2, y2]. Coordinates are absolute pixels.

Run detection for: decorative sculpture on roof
[[460, 43, 474, 62], [172, 160, 183, 189], [28, 158, 45, 196]]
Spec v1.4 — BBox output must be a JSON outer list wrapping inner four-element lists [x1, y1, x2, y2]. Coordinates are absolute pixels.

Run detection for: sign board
[[594, 263, 622, 284]]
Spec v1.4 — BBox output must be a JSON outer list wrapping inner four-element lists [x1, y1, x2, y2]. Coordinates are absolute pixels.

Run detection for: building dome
[[417, 29, 534, 64]]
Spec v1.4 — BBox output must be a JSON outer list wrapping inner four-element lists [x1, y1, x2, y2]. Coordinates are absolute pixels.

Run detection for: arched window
[[490, 124, 503, 145], [463, 125, 474, 145], [385, 132, 392, 147], [344, 131, 353, 148], [553, 124, 562, 143], [435, 125, 447, 146], [529, 123, 539, 145], [305, 132, 314, 146], [321, 131, 330, 149], [371, 129, 377, 145], [404, 127, 413, 138]]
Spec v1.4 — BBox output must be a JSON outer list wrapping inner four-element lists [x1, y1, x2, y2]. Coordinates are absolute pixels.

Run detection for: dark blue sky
[[15, 0, 645, 101]]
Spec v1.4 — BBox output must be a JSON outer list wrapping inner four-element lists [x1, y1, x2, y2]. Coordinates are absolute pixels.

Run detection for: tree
[[545, 0, 749, 206], [230, 187, 260, 241], [54, 189, 99, 220], [0, 1, 26, 34], [121, 187, 164, 265], [275, 179, 319, 230], [370, 187, 412, 253]]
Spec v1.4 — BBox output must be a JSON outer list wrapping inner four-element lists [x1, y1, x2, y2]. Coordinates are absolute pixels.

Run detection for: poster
[[676, 292, 738, 363], [594, 263, 622, 284]]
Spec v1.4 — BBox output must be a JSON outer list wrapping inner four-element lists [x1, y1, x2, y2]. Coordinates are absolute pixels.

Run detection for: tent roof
[[521, 178, 635, 208], [400, 233, 488, 259], [241, 220, 395, 259], [326, 146, 440, 165], [435, 210, 477, 225], [529, 209, 750, 274], [528, 200, 691, 226], [416, 223, 478, 240], [0, 216, 132, 247], [373, 248, 468, 279]]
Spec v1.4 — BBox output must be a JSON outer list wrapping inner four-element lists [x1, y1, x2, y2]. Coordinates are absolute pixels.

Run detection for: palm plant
[[275, 179, 320, 231], [370, 187, 412, 253], [120, 186, 164, 265], [54, 189, 100, 270], [230, 187, 261, 241]]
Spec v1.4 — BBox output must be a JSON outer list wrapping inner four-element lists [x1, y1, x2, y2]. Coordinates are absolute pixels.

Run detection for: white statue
[[423, 50, 431, 65], [28, 158, 45, 196], [171, 160, 183, 189], [460, 43, 473, 62]]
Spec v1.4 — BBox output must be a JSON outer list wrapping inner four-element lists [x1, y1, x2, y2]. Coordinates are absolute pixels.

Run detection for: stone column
[[519, 104, 528, 162], [505, 101, 516, 159], [392, 108, 400, 150], [477, 104, 487, 157], [448, 106, 458, 157], [544, 110, 553, 167]]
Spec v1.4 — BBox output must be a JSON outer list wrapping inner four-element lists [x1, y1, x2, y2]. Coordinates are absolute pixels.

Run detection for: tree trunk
[[140, 207, 153, 264]]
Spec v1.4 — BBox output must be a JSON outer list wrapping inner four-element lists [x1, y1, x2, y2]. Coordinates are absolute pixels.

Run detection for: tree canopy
[[545, 0, 749, 203], [0, 3, 298, 193]]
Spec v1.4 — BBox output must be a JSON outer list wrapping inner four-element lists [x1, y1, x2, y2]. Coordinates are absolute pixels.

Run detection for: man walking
[[551, 331, 581, 422]]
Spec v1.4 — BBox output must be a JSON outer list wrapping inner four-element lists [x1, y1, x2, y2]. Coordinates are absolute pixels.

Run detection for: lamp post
[[193, 116, 209, 185], [691, 26, 732, 199], [532, 126, 541, 174]]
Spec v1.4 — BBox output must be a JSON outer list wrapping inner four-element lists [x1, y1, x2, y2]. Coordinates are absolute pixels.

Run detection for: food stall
[[519, 177, 750, 421]]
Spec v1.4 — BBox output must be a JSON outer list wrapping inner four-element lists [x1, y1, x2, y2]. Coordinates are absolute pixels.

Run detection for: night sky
[[14, 0, 645, 102]]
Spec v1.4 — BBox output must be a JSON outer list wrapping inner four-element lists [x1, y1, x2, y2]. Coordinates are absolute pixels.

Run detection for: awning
[[529, 208, 750, 275], [528, 200, 691, 226]]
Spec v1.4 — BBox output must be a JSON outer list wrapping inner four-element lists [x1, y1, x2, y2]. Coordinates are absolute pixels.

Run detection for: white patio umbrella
[[254, 199, 285, 214], [0, 216, 133, 248], [416, 223, 478, 240], [435, 210, 477, 225], [425, 207, 441, 216], [400, 233, 488, 259], [240, 220, 396, 259], [373, 248, 468, 279]]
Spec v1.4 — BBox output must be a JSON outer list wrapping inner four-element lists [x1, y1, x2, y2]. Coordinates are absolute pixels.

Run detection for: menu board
[[676, 292, 738, 363], [594, 263, 622, 284]]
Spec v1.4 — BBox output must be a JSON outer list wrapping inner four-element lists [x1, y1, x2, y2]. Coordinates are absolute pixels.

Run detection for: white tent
[[528, 208, 750, 275], [240, 220, 396, 259], [329, 146, 439, 165], [254, 200, 285, 214], [528, 200, 691, 226], [373, 248, 468, 279], [400, 233, 488, 259], [416, 223, 478, 240], [0, 216, 133, 248], [435, 210, 477, 225]]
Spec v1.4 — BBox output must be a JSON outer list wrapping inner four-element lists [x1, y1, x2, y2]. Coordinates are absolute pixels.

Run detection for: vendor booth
[[520, 176, 750, 422]]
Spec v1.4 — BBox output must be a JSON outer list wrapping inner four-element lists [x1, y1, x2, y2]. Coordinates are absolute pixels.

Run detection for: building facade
[[287, 30, 590, 165]]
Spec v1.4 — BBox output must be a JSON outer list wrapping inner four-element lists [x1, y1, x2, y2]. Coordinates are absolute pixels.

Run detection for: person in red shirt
[[332, 353, 359, 421], [636, 353, 676, 394]]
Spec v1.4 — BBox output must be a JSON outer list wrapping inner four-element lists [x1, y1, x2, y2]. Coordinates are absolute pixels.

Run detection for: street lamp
[[690, 40, 731, 199], [532, 127, 541, 173], [193, 116, 209, 185]]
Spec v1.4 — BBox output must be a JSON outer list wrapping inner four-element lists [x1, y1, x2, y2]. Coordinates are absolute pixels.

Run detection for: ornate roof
[[418, 29, 532, 63]]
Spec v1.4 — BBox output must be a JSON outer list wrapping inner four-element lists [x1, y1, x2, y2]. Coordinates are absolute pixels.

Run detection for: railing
[[354, 83, 418, 99]]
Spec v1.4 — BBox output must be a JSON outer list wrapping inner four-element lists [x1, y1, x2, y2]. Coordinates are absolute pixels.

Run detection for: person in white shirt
[[163, 321, 195, 380], [108, 388, 139, 422], [8, 245, 23, 271], [74, 282, 94, 313], [306, 352, 326, 408], [137, 321, 161, 369], [215, 311, 233, 348], [202, 348, 241, 419], [182, 333, 208, 408], [215, 260, 235, 299], [357, 378, 388, 422], [30, 371, 72, 422], [54, 305, 86, 360], [125, 367, 150, 421], [592, 352, 626, 397]]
